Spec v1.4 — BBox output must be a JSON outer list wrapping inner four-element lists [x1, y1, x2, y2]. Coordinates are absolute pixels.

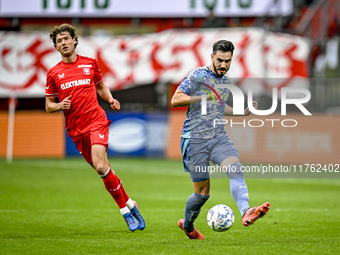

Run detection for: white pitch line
[[0, 208, 182, 213], [274, 208, 339, 212]]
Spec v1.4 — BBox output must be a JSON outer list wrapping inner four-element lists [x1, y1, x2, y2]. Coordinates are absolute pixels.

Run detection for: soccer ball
[[207, 204, 235, 232]]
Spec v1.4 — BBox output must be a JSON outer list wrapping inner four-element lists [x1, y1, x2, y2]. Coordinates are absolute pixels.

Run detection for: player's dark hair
[[212, 40, 235, 55], [49, 23, 79, 49]]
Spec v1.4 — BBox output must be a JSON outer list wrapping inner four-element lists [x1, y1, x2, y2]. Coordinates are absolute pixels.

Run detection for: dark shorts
[[71, 124, 109, 165], [180, 135, 240, 182]]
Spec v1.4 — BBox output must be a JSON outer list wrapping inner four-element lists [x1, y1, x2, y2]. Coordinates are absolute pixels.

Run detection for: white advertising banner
[[0, 28, 310, 97], [0, 0, 293, 17]]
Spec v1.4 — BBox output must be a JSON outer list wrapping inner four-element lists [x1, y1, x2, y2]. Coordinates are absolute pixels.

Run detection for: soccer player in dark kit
[[45, 23, 145, 232]]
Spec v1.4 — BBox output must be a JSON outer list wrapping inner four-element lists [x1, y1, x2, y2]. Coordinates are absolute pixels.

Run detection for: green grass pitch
[[0, 158, 339, 254]]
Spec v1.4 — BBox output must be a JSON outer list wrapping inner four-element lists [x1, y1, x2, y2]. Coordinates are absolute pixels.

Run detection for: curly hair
[[49, 23, 79, 49]]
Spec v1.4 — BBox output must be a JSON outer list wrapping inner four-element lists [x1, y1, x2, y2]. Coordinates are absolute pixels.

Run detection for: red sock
[[115, 175, 129, 202], [102, 170, 126, 208]]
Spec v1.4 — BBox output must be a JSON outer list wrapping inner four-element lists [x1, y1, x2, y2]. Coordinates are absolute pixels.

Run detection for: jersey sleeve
[[177, 77, 190, 95], [45, 70, 58, 97], [177, 69, 202, 95], [93, 59, 103, 85]]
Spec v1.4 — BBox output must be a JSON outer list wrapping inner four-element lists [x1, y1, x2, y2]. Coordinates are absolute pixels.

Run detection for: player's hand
[[109, 98, 120, 111], [244, 101, 258, 116], [60, 95, 72, 110]]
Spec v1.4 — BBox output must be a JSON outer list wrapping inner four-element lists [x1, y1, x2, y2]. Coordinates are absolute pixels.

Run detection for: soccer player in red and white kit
[[45, 23, 145, 232]]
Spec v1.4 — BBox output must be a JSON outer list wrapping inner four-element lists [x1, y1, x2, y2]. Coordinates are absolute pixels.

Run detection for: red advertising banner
[[0, 28, 309, 97]]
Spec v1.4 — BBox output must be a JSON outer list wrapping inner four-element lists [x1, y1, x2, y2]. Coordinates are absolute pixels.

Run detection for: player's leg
[[184, 179, 210, 231], [178, 138, 209, 239], [178, 179, 209, 240], [92, 124, 144, 230], [92, 144, 139, 231], [221, 157, 270, 226], [91, 145, 126, 209], [213, 136, 270, 226], [210, 136, 250, 216], [114, 173, 145, 230], [220, 156, 250, 216], [71, 133, 139, 231]]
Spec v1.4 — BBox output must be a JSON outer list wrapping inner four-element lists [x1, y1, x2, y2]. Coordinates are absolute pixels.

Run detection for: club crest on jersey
[[83, 68, 90, 75]]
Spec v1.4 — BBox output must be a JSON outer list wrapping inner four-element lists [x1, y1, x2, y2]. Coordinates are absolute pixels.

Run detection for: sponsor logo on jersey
[[78, 65, 92, 68], [58, 73, 65, 79], [83, 67, 90, 75], [60, 79, 91, 90], [99, 133, 104, 139]]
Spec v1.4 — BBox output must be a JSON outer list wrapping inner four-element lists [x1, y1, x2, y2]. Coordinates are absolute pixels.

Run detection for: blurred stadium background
[[0, 0, 339, 165]]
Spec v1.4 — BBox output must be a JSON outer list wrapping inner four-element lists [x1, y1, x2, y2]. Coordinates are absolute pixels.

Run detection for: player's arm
[[171, 89, 218, 107], [171, 89, 203, 107], [224, 101, 258, 116], [45, 95, 72, 113], [95, 81, 120, 111]]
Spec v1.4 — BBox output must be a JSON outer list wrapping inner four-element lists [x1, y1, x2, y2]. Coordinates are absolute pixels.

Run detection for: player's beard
[[213, 62, 228, 78]]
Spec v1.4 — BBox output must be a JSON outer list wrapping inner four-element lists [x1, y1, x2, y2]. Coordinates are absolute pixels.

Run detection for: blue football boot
[[130, 201, 145, 230], [123, 212, 139, 231]]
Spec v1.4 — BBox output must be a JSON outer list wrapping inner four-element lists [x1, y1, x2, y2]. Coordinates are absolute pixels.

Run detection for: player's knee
[[198, 187, 210, 196], [226, 162, 244, 179], [94, 163, 107, 175], [193, 180, 210, 196]]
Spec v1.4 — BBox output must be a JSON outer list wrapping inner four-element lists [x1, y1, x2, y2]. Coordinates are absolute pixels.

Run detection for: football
[[207, 204, 235, 232]]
